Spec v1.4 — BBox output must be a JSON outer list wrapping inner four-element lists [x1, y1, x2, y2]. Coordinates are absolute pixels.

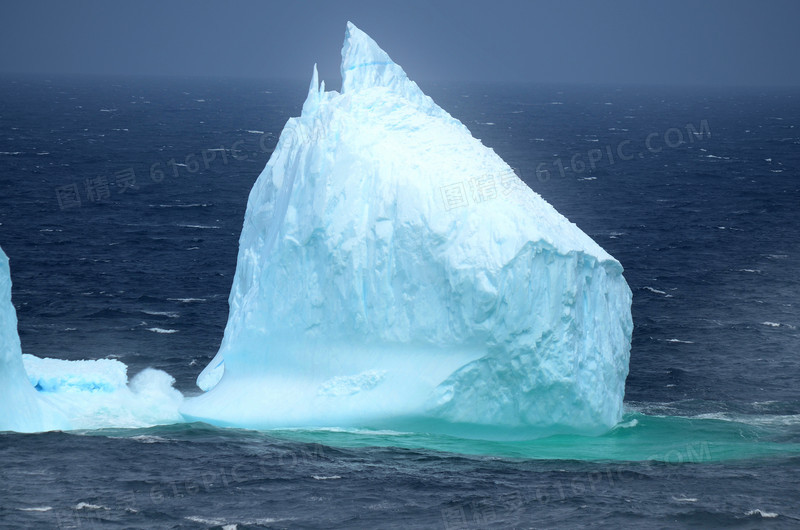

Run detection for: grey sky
[[2, 0, 799, 87]]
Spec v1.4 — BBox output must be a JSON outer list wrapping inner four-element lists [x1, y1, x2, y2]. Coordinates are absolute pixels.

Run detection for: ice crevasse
[[182, 22, 633, 437]]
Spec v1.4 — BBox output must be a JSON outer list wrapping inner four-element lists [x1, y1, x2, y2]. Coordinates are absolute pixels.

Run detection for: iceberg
[[182, 23, 633, 437], [0, 246, 183, 432]]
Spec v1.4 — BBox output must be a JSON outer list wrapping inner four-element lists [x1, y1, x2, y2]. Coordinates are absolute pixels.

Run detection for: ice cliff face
[[184, 22, 632, 436]]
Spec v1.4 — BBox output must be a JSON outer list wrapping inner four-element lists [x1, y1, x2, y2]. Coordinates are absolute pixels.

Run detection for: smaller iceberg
[[0, 245, 184, 433], [23, 355, 128, 393]]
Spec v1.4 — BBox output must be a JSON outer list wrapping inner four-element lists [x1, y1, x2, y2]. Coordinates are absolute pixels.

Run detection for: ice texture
[[184, 22, 632, 436]]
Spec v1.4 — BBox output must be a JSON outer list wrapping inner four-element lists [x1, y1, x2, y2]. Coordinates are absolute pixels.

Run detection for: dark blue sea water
[[1, 75, 799, 528]]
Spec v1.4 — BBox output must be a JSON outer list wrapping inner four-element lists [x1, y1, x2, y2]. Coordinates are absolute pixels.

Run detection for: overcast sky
[[2, 0, 799, 87]]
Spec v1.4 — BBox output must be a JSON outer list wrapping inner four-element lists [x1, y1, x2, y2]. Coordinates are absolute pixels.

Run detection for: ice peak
[[340, 22, 409, 95], [302, 63, 322, 115]]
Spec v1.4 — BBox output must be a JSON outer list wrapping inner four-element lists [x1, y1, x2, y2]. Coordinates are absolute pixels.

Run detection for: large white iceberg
[[182, 23, 633, 437]]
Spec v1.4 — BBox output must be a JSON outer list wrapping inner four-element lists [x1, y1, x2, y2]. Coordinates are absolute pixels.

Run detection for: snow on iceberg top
[[296, 22, 617, 265]]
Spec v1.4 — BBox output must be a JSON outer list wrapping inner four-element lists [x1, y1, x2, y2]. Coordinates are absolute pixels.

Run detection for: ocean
[[0, 75, 798, 528]]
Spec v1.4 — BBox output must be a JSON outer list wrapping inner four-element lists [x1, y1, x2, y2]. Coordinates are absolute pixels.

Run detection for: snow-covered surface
[[183, 23, 632, 436]]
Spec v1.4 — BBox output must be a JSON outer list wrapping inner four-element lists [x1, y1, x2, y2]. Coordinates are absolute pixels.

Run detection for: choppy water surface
[[0, 76, 798, 527]]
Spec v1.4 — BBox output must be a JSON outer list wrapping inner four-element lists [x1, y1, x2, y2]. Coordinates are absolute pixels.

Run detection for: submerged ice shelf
[[181, 23, 633, 436]]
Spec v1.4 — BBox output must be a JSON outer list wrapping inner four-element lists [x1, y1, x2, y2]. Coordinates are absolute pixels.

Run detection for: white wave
[[762, 321, 781, 327], [746, 509, 778, 518], [185, 516, 226, 525], [176, 223, 220, 229], [312, 475, 342, 480], [185, 517, 285, 528], [693, 412, 800, 427], [578, 177, 597, 181], [168, 298, 207, 303], [130, 435, 169, 443], [141, 310, 179, 318], [671, 496, 697, 503], [150, 203, 210, 209], [18, 506, 53, 512], [246, 130, 265, 134], [275, 426, 410, 437], [643, 286, 667, 295], [146, 328, 178, 334], [664, 339, 694, 344], [74, 502, 107, 510]]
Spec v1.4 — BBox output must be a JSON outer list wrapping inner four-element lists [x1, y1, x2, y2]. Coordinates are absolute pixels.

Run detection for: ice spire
[[302, 63, 322, 115], [341, 22, 401, 92], [340, 22, 438, 115]]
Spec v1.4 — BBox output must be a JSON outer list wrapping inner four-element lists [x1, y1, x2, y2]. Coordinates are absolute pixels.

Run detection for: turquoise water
[[250, 412, 800, 462]]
